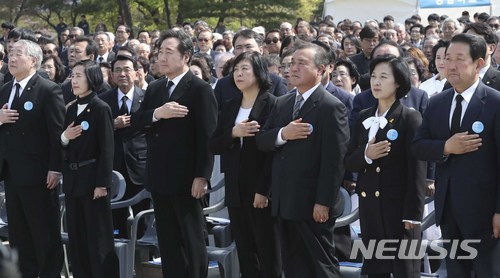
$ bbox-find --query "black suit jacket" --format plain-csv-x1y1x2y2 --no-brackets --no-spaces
345,100,426,222
412,82,500,231
214,73,287,109
256,85,350,220
325,81,353,113
99,86,147,185
481,66,500,92
132,70,218,194
209,92,276,207
350,87,431,180
96,51,116,63
345,100,426,273
62,93,114,196
0,74,65,186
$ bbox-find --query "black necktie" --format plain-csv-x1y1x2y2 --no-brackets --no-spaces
450,94,464,135
163,80,174,103
167,80,174,99
119,96,128,115
11,84,21,110
292,93,304,120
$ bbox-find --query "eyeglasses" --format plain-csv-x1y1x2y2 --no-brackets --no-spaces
265,37,280,44
490,24,500,29
113,67,134,74
197,38,211,42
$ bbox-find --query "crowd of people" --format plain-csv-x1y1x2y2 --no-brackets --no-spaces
0,8,498,278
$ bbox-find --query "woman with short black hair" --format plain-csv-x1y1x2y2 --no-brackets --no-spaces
345,55,426,278
61,60,118,278
210,51,281,277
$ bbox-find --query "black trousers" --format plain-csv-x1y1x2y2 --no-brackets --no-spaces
228,205,282,278
4,178,63,278
152,192,208,278
279,217,340,278
440,195,499,278
65,193,119,278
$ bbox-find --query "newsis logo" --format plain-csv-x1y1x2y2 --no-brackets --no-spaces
350,239,480,260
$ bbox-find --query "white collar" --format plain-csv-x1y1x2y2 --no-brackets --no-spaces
297,82,321,103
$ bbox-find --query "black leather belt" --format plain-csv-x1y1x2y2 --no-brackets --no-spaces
68,159,96,170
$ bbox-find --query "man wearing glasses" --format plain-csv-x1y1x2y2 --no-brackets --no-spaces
196,29,216,61
42,43,59,59
264,29,282,55
113,25,131,53
488,16,500,31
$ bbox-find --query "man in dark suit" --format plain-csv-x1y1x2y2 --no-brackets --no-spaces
61,37,111,104
132,30,217,278
349,26,379,91
465,22,500,92
214,29,287,108
256,42,349,277
413,34,500,277
100,55,148,238
0,40,65,277
94,32,116,63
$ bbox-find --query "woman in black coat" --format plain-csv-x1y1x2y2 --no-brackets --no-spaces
344,55,426,278
61,60,118,278
209,51,281,278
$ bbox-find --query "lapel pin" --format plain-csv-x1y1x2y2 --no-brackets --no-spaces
387,129,398,141
472,121,484,133
24,101,33,111
389,118,394,124
87,109,90,112
81,121,89,131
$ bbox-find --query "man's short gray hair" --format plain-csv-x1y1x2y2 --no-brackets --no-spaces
14,40,42,69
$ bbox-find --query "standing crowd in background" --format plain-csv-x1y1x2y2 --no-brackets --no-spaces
0,8,498,278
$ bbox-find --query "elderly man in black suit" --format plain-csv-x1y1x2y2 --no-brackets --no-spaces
100,55,147,238
0,39,65,277
214,29,287,108
413,33,500,277
257,42,349,277
132,30,217,278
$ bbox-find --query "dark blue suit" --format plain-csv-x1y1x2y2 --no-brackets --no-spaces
412,81,500,277
214,73,287,108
